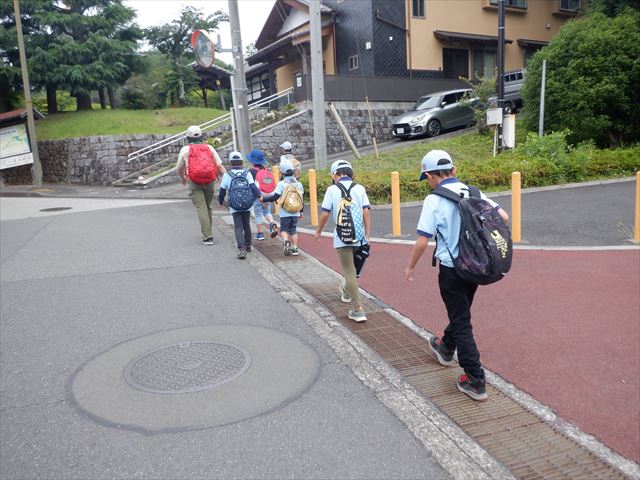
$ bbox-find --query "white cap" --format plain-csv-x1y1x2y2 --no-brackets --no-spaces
419,149,453,180
279,157,294,175
279,141,293,151
229,151,243,162
186,125,202,138
330,159,353,175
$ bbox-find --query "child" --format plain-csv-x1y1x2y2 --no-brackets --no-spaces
247,149,278,240
313,160,371,322
404,149,509,401
279,141,302,179
218,151,261,259
261,158,304,256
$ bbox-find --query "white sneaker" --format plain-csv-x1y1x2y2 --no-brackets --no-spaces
348,309,367,322
340,279,351,303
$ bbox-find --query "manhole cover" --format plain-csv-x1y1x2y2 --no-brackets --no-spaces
124,341,251,394
40,207,72,212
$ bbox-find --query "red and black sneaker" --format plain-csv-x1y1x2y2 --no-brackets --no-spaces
457,373,488,401
429,336,455,366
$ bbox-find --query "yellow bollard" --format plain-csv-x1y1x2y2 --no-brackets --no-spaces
272,165,280,215
391,171,401,237
308,169,318,226
634,171,640,243
511,171,521,243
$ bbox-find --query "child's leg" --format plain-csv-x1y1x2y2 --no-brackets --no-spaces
232,212,244,249
242,210,252,248
253,200,263,233
337,247,361,308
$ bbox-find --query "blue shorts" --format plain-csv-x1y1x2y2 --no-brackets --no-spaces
280,216,299,235
253,199,272,225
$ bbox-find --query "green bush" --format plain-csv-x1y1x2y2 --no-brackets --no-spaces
298,133,640,205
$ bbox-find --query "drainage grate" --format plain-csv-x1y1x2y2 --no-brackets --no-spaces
124,341,251,394
40,207,72,212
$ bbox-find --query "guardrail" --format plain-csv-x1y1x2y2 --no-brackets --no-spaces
122,88,295,182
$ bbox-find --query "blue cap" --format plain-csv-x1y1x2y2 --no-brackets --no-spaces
247,149,266,165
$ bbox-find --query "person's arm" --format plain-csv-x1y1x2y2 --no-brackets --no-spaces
313,211,331,241
497,207,509,223
262,192,281,203
405,234,430,281
218,187,227,205
177,148,188,185
362,206,371,240
250,183,261,198
178,164,187,185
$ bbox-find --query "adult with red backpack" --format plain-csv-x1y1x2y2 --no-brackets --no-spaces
177,125,226,245
404,150,511,402
247,149,278,241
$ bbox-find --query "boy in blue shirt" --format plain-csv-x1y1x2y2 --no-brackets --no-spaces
313,160,371,322
404,149,509,401
218,151,261,259
260,158,304,256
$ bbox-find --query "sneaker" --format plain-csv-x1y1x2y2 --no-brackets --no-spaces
457,373,488,401
429,336,455,367
245,245,252,252
237,249,247,259
283,240,292,256
202,237,214,245
339,279,351,303
290,246,299,256
269,223,278,238
255,232,265,241
348,308,367,322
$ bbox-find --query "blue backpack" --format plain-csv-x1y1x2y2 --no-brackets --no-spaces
228,170,254,211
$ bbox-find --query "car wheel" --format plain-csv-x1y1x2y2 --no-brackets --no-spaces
426,119,441,137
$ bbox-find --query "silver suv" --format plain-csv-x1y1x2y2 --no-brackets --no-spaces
391,88,474,139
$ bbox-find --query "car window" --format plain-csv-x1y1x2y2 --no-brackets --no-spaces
442,93,458,105
412,95,442,111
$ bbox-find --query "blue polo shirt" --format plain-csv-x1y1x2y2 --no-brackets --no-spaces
417,177,499,268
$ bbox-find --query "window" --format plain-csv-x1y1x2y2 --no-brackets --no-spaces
412,0,425,18
560,0,580,11
348,55,358,70
441,93,458,106
472,49,496,79
489,0,527,8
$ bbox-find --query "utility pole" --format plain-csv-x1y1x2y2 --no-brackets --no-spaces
538,59,547,137
13,0,42,186
228,0,252,155
309,0,327,170
496,0,505,152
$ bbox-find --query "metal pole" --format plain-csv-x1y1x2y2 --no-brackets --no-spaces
228,0,252,155
13,0,42,186
309,0,327,170
497,0,505,151
538,59,547,137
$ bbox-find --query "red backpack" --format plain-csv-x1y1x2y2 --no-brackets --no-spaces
187,144,217,184
255,168,276,194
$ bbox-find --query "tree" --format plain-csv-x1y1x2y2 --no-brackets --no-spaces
521,10,640,146
27,1,144,111
146,6,228,105
460,74,496,135
589,0,640,17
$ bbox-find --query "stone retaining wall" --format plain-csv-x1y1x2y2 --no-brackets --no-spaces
1,101,412,185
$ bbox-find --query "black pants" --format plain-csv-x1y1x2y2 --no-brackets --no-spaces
439,265,484,380
232,211,252,249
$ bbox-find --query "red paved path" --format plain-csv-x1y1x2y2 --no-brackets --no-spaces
298,234,640,462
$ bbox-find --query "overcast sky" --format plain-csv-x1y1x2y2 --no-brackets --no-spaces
123,0,276,64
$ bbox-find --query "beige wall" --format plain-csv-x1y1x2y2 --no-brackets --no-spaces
407,0,572,72
274,32,335,92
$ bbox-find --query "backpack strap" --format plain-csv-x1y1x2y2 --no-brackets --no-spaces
336,182,355,200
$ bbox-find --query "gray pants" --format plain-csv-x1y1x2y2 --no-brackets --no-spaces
232,210,252,249
189,181,214,239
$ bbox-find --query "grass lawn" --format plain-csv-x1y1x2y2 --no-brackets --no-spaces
35,107,227,141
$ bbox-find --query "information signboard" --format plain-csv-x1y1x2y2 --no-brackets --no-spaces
0,124,33,170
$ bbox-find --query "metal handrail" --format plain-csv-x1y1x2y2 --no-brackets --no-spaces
126,87,295,165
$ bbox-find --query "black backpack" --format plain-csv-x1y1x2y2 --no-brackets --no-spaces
335,183,358,244
431,185,512,285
